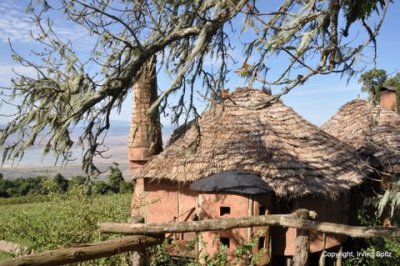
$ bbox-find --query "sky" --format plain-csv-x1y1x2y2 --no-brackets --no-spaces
0,0,399,129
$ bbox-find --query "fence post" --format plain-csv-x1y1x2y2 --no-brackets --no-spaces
128,216,146,266
293,209,316,266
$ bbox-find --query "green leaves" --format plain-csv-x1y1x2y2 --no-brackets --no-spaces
377,182,400,218
1,0,392,174
234,62,254,78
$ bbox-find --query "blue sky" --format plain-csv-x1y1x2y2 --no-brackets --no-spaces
1,0,399,127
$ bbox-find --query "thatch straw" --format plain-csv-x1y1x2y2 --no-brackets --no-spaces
138,89,367,199
322,99,400,174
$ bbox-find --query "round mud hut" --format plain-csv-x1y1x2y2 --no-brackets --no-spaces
322,98,400,176
132,89,367,264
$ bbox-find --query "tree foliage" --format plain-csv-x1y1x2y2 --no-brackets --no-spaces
358,69,400,106
0,164,132,198
358,69,387,104
0,0,392,173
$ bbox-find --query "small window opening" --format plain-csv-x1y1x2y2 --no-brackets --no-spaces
259,205,266,215
220,206,231,216
258,237,266,250
220,237,230,248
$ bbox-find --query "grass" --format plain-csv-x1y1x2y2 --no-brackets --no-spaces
0,251,13,261
0,193,131,224
0,194,52,206
0,192,132,252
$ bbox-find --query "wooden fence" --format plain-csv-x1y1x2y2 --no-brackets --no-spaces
1,209,399,266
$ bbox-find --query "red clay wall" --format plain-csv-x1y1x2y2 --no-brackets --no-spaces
143,180,198,241
252,194,274,264
142,182,275,260
139,180,348,260
199,193,274,262
200,193,249,258
144,179,180,223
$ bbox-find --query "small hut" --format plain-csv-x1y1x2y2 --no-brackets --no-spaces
132,89,367,264
322,96,400,178
322,91,400,228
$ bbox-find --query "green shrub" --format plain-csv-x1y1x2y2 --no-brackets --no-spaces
95,180,111,195
52,173,69,193
0,164,132,199
0,177,14,197
344,207,400,266
107,163,124,193
119,180,134,193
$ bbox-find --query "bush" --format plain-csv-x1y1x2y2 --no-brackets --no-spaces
52,173,69,193
95,180,111,195
69,175,88,188
120,181,134,193
0,176,50,197
108,163,124,193
0,177,14,197
0,164,132,199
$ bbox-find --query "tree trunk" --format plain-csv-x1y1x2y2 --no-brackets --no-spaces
0,235,163,266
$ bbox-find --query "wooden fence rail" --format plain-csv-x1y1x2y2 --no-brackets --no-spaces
100,210,400,238
0,235,163,266
0,240,29,255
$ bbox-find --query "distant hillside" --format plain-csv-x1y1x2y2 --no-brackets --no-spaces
0,120,175,179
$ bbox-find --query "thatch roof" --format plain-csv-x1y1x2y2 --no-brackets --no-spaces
137,89,366,199
322,99,400,173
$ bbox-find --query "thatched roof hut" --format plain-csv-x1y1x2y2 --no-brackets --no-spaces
322,99,400,173
137,89,365,199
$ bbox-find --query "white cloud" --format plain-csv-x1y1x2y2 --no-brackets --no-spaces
0,64,37,86
0,0,94,48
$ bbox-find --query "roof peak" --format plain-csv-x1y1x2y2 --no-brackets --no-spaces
220,87,272,99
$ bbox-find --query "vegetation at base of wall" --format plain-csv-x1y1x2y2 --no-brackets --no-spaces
147,236,263,266
0,190,132,265
0,163,133,199
343,170,400,265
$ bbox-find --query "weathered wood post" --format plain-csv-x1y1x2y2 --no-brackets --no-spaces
128,215,147,266
336,246,343,266
293,209,317,266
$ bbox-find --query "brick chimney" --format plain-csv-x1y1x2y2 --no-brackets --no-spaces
128,56,163,174
129,56,163,218
380,86,398,112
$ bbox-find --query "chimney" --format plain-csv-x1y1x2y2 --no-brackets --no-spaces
128,56,163,174
380,86,398,112
220,89,230,99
